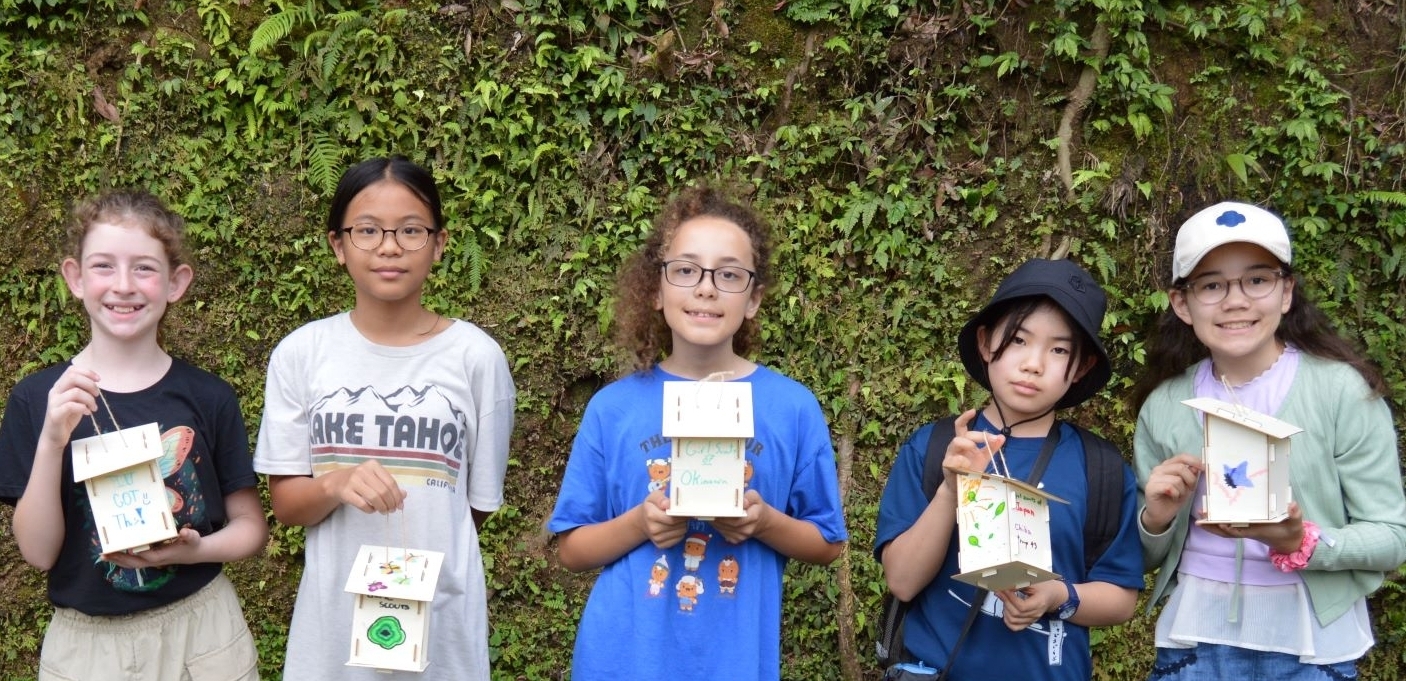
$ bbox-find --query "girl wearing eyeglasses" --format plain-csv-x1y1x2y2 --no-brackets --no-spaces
546,185,847,680
1129,201,1406,680
254,156,516,681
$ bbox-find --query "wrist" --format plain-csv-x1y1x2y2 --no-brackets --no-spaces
1270,520,1320,572
1053,580,1080,620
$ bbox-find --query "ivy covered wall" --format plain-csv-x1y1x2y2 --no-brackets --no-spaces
2,1,1404,679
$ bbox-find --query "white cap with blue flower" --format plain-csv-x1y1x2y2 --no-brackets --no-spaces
1172,201,1292,282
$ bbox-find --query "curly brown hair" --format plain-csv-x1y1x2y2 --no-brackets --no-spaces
614,185,774,373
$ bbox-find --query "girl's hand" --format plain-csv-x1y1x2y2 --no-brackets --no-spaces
1204,501,1305,554
41,365,102,451
940,409,1004,492
1142,453,1202,533
995,581,1061,632
639,490,688,548
712,490,771,544
101,528,203,569
331,460,406,513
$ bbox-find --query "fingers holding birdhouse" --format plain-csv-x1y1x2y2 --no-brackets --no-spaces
639,490,688,548
1141,453,1202,533
40,364,103,449
940,409,1004,490
334,460,407,514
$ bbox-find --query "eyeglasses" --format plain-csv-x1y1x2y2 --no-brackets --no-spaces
337,223,440,251
1179,269,1286,305
661,260,756,293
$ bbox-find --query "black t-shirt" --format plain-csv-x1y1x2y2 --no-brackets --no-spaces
0,358,256,615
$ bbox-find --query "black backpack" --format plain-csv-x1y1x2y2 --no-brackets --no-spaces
874,416,1127,668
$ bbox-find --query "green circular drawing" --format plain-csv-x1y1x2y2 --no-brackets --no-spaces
368,615,408,650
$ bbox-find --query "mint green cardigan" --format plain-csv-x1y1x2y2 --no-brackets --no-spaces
1135,353,1406,627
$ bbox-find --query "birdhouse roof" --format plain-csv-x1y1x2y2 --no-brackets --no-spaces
951,468,1069,505
1181,397,1304,439
661,381,755,438
344,546,446,601
71,422,165,482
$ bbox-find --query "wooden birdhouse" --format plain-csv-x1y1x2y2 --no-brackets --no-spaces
344,545,446,673
952,469,1068,591
70,422,177,555
1183,397,1302,525
661,381,753,519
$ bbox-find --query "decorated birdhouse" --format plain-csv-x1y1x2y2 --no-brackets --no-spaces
70,422,177,555
661,381,753,518
1183,397,1302,525
344,545,446,673
952,469,1068,591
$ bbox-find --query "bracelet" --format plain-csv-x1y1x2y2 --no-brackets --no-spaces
1270,520,1320,572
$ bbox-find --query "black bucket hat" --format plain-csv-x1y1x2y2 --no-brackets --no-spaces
957,258,1111,410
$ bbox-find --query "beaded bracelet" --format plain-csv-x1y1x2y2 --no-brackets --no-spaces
1270,520,1320,572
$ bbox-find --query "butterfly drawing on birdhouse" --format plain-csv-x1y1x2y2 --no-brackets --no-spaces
380,561,402,575
1222,461,1253,489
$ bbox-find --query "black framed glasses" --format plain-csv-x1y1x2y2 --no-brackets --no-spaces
661,260,756,293
1179,269,1286,305
337,223,440,251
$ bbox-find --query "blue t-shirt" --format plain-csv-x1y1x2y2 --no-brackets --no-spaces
548,365,848,680
874,416,1143,681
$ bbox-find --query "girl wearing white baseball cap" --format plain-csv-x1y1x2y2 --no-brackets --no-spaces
1130,201,1406,680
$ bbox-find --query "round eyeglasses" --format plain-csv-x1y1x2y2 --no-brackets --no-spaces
337,223,440,251
1179,269,1286,305
661,260,756,293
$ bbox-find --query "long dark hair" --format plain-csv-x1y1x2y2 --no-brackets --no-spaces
613,185,773,373
1128,265,1385,412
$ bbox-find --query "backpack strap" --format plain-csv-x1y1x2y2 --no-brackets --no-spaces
1072,424,1126,576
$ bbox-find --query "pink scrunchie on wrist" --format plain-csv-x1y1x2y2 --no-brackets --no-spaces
1270,520,1321,572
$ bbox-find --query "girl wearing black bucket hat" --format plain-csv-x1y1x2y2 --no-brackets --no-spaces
875,258,1144,681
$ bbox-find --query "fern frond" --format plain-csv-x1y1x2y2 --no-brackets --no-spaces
1359,190,1406,208
249,2,320,54
306,131,342,195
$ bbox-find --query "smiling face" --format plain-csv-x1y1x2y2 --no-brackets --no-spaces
1170,241,1293,384
977,302,1092,427
329,178,446,309
654,216,762,369
61,220,192,347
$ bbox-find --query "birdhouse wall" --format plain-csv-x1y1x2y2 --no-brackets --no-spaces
1201,421,1292,523
348,594,431,672
666,437,747,518
83,461,177,554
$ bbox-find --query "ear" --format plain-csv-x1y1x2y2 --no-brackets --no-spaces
1169,287,1193,325
1070,354,1097,383
167,264,194,303
60,258,83,298
431,228,447,262
976,325,994,362
328,230,348,265
1280,275,1294,314
743,285,763,319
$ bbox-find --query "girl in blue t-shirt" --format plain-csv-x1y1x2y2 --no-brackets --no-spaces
874,258,1144,681
0,190,268,680
547,185,848,680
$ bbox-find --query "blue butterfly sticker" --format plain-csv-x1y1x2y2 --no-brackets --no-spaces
1222,461,1253,489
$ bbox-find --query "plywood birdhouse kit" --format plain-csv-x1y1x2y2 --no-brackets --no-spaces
344,545,446,673
1183,397,1302,525
953,469,1067,591
661,381,753,518
70,422,177,554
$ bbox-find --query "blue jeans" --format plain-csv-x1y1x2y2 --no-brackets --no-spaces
1148,644,1358,681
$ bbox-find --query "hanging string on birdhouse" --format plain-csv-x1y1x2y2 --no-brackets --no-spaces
1219,374,1249,417
84,389,128,451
